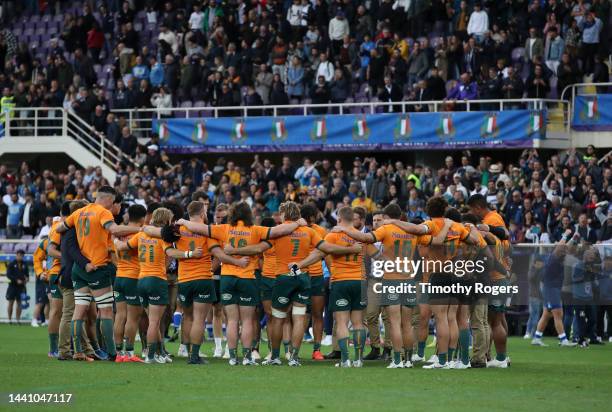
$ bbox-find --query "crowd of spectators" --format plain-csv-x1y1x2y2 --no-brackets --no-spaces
1,146,611,246
0,0,610,136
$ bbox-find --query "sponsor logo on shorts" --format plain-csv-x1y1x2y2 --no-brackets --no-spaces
277,296,289,304
222,293,232,301
179,294,186,301
297,294,309,300
359,301,366,306
388,293,398,301
240,296,252,302
198,294,210,299
336,298,348,307
139,297,144,303
150,295,161,301
125,295,137,300
90,281,100,286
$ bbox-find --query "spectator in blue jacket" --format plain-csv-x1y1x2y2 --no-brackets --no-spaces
149,56,165,88
287,56,305,100
6,192,24,238
544,27,565,75
132,55,150,81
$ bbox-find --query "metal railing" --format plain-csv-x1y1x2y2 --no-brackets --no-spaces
560,82,612,128
1,107,138,170
114,98,570,138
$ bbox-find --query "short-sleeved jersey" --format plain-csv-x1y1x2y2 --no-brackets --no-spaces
47,221,62,275
114,233,140,279
420,218,470,280
127,232,171,280
483,210,506,230
175,225,220,282
460,228,487,260
273,225,323,276
209,221,270,279
65,203,115,267
261,245,278,278
306,224,327,277
489,235,507,281
372,224,432,279
324,232,364,282
483,210,511,265
33,239,48,277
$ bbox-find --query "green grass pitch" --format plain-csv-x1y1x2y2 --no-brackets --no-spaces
1,324,611,411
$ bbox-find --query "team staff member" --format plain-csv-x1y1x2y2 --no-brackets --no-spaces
57,186,141,362
363,212,392,361
175,201,250,365
114,204,148,363
6,249,29,324
175,202,307,365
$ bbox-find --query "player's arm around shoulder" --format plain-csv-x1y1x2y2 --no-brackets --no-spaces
330,225,375,243
318,234,362,256
268,218,308,239
211,246,250,268
224,240,272,256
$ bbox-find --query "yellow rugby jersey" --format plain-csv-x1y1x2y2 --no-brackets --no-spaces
175,225,220,282
65,203,115,267
261,244,278,278
127,232,171,280
209,221,270,279
483,210,511,269
33,239,48,277
47,221,62,275
114,233,140,279
489,235,507,281
272,225,323,276
420,218,470,281
324,232,364,282
306,224,327,277
372,224,431,280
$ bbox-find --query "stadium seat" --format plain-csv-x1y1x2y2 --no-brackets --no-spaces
1,243,14,253
512,47,525,63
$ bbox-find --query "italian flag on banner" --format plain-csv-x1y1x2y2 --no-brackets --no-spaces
441,116,453,135
194,122,206,140
315,119,326,137
531,113,543,132
400,117,410,135
356,118,368,136
274,120,285,138
486,115,497,134
158,122,169,139
587,99,597,118
235,122,246,139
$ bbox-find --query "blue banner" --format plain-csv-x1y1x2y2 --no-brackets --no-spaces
152,110,547,153
572,94,612,131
